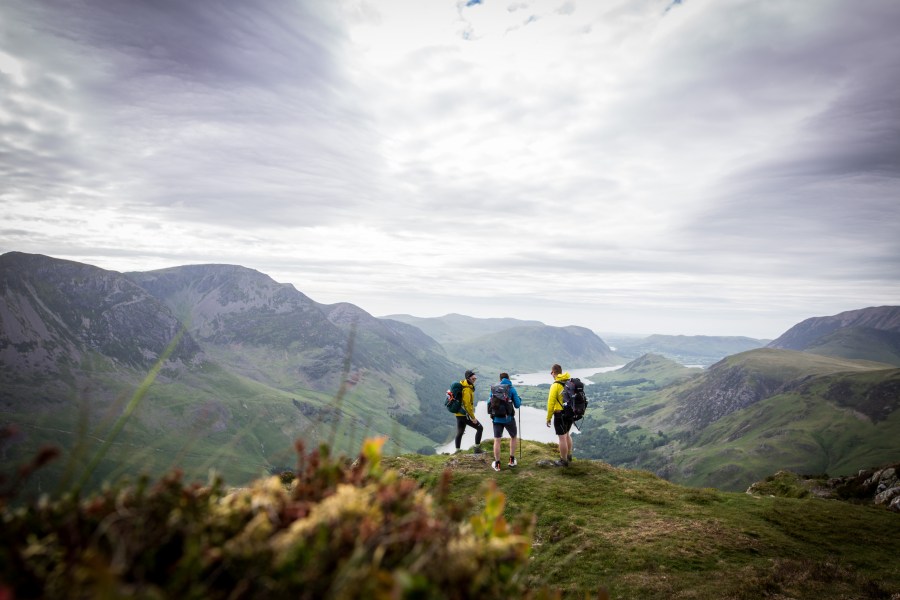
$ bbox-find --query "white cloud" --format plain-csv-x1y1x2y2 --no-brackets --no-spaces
1,0,898,338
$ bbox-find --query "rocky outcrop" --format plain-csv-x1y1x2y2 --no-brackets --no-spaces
672,363,783,428
747,462,900,512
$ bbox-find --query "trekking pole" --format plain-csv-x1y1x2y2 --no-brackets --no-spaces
518,402,522,461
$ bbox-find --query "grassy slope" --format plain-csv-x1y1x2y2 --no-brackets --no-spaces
3,361,434,498
804,326,900,366
386,442,900,599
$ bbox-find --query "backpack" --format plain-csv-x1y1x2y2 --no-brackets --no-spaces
560,377,587,420
488,383,514,419
445,381,463,414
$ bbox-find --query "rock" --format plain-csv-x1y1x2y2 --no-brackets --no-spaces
874,486,900,506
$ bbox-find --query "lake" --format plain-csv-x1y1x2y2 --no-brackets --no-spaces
434,364,624,453
509,364,625,386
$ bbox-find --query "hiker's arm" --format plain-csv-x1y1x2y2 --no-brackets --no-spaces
546,383,558,424
464,388,478,422
512,386,522,408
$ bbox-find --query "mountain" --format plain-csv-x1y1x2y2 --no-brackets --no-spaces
608,334,768,366
768,305,900,365
590,353,703,388
585,347,900,491
442,324,622,373
382,313,544,345
0,252,203,397
130,264,466,445
0,253,463,494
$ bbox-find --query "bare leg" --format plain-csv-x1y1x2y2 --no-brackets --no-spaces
558,435,570,461
493,437,501,463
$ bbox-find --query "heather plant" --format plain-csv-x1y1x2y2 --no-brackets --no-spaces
0,437,536,599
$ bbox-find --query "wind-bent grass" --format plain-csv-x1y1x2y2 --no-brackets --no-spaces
71,327,186,494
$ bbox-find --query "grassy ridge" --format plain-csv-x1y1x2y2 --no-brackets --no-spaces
387,442,900,598
2,361,436,500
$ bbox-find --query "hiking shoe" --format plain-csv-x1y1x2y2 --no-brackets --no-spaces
473,445,484,454
492,461,501,472
552,459,569,467
567,455,573,463
508,457,517,468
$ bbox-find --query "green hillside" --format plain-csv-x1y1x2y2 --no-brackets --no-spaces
589,353,702,387
5,439,899,599
381,313,544,344
574,349,900,492
2,359,436,498
803,326,900,366
443,325,621,373
386,445,900,598
610,334,768,366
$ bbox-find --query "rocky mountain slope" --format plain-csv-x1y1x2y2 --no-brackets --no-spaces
0,253,462,493
593,347,900,490
767,305,900,365
1,252,202,400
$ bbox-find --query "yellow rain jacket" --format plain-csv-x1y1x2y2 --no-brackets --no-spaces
546,372,571,424
455,378,477,420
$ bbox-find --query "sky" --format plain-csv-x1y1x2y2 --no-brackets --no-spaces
1,0,899,339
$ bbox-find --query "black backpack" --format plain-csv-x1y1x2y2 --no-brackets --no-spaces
560,378,587,420
488,383,514,419
445,381,463,414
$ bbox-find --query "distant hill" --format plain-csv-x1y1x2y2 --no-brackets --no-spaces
442,324,622,373
608,334,768,366
0,253,462,495
382,313,544,345
768,305,900,365
587,347,900,491
590,353,703,388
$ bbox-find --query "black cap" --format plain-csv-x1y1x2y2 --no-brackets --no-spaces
464,369,476,379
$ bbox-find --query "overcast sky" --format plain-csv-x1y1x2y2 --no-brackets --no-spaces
2,0,898,339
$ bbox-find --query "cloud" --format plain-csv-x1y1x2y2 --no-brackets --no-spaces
1,0,898,338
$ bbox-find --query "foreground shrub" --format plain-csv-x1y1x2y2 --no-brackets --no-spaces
0,437,535,599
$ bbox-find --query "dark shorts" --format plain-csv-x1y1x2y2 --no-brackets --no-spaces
553,411,573,435
492,419,518,439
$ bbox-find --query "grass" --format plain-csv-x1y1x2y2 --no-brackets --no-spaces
387,441,900,599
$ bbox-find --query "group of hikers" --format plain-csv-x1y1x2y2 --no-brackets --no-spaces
452,364,576,470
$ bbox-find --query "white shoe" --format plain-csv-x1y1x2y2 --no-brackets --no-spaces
508,457,517,468
491,461,501,472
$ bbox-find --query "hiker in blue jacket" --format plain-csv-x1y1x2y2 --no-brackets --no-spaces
489,372,522,472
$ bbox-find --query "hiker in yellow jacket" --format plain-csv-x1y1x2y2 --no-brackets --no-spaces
545,363,573,467
454,369,484,454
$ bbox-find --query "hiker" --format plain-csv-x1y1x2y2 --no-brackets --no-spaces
545,363,573,467
489,372,522,472
454,369,484,454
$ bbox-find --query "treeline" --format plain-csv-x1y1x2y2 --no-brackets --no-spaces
576,424,669,465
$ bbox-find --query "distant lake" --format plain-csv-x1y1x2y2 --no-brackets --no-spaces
509,364,625,386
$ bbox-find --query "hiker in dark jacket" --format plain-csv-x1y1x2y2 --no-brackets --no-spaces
489,372,522,472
